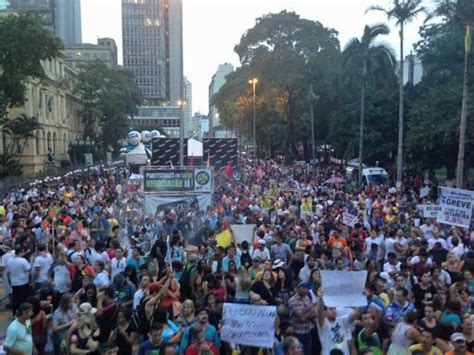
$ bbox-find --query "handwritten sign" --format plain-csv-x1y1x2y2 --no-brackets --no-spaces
221,303,276,349
342,212,357,227
321,271,367,307
230,224,256,245
417,204,442,218
437,187,474,228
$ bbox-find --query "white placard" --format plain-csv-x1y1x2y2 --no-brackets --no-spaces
321,271,368,307
437,187,474,228
420,186,430,198
417,204,442,218
194,168,212,192
342,212,357,227
221,303,277,349
230,224,256,245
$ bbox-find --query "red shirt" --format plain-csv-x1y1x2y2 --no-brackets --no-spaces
186,342,219,355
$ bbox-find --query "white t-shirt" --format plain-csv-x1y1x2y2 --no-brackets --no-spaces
53,264,71,293
4,319,33,355
420,224,435,239
94,271,110,289
317,315,351,355
88,249,107,269
110,257,127,279
133,289,145,311
6,257,31,286
428,237,448,251
33,253,53,283
384,238,396,255
1,250,15,268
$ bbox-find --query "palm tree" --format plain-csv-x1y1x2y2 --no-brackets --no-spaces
430,0,474,187
368,0,426,188
343,24,395,183
5,114,41,160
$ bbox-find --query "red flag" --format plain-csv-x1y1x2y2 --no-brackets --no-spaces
225,161,234,180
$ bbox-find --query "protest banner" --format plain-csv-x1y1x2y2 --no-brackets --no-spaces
221,303,277,349
231,224,255,245
420,186,430,198
216,229,232,248
143,168,212,193
417,204,442,219
321,271,367,307
437,187,474,228
342,212,357,227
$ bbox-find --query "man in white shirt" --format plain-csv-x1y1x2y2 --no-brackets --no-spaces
133,275,150,311
427,230,448,251
52,252,71,295
0,241,15,307
6,246,32,315
4,302,34,355
87,241,109,269
94,260,110,290
110,247,127,279
383,252,401,278
251,239,271,260
316,288,363,355
420,219,436,239
32,244,53,290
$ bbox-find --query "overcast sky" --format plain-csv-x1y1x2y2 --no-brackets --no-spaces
81,0,428,114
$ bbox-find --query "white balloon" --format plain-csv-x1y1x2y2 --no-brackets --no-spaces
141,130,152,143
128,131,141,146
151,130,160,138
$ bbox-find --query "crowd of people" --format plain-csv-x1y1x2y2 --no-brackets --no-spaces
0,158,472,355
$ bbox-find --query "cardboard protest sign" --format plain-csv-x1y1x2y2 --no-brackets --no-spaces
221,303,277,348
230,224,255,245
321,271,367,307
437,187,474,228
342,212,357,227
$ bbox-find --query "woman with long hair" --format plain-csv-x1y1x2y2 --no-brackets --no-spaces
109,307,138,355
52,293,77,354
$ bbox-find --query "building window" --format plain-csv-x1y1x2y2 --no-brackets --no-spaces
53,132,57,154
47,132,51,152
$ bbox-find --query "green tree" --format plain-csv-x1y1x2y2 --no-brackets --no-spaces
75,61,143,155
215,11,340,158
430,0,474,187
0,13,63,113
368,0,426,187
342,24,395,182
406,20,474,178
4,114,41,159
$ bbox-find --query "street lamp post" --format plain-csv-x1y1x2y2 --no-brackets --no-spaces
248,78,258,158
178,100,186,167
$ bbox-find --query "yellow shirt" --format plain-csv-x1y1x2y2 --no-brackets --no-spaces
408,344,443,355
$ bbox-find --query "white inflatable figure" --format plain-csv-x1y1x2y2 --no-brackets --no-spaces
128,131,141,146
141,130,152,143
151,130,160,139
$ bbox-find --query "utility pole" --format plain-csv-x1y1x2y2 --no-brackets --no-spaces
308,84,317,163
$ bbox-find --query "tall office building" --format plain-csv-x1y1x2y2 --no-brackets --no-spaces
55,0,82,44
3,0,82,44
122,0,183,105
184,77,193,137
208,63,234,130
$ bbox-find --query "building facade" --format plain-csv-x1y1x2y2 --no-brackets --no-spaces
403,54,423,85
208,63,234,130
64,38,118,69
122,0,183,105
55,0,82,44
1,58,84,175
3,0,82,44
184,77,193,137
130,105,181,137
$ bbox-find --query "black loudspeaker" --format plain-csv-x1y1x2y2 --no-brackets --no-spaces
203,138,238,169
151,138,187,166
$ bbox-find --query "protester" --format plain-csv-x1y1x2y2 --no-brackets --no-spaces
0,158,471,355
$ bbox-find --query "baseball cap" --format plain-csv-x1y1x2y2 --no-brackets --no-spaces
257,239,266,245
451,332,467,342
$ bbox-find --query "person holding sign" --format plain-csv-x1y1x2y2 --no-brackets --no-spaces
316,288,363,355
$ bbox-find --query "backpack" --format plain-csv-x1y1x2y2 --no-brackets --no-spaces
132,296,158,336
180,263,196,301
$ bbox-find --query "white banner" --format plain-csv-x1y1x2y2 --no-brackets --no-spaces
144,194,212,215
321,271,367,307
342,212,357,227
417,204,442,218
230,224,256,245
437,187,474,228
221,303,276,349
194,168,212,193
